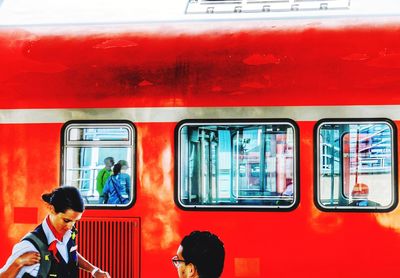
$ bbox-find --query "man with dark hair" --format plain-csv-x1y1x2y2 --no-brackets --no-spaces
172,231,225,278
96,157,114,204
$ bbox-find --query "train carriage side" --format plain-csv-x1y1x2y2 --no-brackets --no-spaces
1,25,400,277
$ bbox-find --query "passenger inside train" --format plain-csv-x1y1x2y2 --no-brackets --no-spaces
96,157,115,204
103,160,131,204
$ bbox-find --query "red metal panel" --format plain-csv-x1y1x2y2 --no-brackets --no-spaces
13,207,38,224
76,217,140,278
0,29,400,109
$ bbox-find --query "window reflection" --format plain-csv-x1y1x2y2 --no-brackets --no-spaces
63,123,135,207
65,147,132,204
68,127,129,141
177,121,298,209
317,121,396,210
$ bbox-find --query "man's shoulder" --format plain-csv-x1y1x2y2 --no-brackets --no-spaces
96,168,107,177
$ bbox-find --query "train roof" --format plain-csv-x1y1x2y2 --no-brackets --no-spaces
0,0,399,33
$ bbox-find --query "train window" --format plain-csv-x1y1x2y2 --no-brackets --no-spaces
315,119,398,211
176,120,299,210
62,121,136,208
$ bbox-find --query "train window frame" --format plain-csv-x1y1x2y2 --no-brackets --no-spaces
175,119,300,211
61,120,136,209
314,118,398,212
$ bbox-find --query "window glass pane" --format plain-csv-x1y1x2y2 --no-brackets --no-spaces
63,122,135,207
68,127,129,141
317,121,396,210
177,121,298,209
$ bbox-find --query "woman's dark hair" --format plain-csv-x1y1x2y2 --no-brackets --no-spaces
113,162,122,176
181,231,225,278
42,186,85,213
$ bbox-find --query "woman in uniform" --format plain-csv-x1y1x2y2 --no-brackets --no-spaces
0,186,110,278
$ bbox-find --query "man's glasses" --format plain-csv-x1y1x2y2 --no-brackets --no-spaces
171,255,186,268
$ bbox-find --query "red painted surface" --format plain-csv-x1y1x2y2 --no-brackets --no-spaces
0,25,400,277
0,124,61,265
0,27,400,109
13,207,38,224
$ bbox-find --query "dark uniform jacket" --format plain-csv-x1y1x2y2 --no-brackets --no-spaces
22,224,79,278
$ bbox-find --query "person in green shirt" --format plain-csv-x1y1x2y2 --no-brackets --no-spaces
96,157,114,204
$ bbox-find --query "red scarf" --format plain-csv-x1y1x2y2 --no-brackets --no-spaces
46,216,63,263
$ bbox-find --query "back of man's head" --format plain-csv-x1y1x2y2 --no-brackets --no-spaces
181,231,225,278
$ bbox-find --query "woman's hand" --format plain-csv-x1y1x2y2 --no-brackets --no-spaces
94,269,111,278
15,252,41,267
0,252,41,278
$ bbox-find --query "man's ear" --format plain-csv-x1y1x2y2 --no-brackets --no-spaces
187,263,198,277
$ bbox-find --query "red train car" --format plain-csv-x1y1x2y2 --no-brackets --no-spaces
1,3,400,277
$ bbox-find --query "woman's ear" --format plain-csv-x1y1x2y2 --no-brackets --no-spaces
48,204,56,215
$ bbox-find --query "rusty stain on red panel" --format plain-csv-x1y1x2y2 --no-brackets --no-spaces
0,28,400,109
14,207,38,224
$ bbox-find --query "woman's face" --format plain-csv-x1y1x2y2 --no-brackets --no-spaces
50,208,83,235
